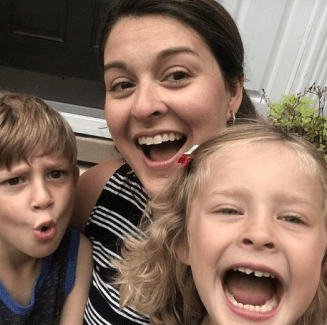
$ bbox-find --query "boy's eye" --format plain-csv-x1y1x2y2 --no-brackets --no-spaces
49,170,65,179
5,177,24,186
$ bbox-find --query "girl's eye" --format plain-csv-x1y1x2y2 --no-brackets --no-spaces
4,177,24,186
166,70,190,82
280,215,304,224
49,170,65,179
217,207,242,215
109,81,134,93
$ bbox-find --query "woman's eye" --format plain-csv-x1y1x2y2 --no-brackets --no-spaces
166,70,190,82
109,81,134,92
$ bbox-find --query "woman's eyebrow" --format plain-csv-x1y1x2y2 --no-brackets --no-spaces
103,60,127,73
158,46,199,60
103,47,199,73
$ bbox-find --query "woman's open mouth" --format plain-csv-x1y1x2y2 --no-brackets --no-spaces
223,266,283,320
137,132,187,162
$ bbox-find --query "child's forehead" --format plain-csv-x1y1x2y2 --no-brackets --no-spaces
192,140,325,209
199,139,322,188
208,139,313,165
1,151,70,171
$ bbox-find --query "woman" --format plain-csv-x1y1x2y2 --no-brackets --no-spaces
71,0,257,324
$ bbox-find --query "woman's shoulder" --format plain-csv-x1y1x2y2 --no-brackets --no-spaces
71,158,125,232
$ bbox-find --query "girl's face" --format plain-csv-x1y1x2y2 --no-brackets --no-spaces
181,142,327,325
103,15,243,195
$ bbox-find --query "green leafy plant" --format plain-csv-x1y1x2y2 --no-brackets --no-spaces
262,83,327,161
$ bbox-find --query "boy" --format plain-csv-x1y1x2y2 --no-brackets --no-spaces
0,92,92,324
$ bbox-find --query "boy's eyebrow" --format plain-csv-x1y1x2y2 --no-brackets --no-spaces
103,46,199,73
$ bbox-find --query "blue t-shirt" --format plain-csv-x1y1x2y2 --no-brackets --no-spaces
0,227,80,325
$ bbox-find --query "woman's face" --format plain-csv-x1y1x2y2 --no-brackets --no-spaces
103,15,243,195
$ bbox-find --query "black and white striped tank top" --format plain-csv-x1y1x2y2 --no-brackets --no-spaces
84,164,150,325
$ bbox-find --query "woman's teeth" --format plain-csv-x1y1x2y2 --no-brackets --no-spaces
138,132,182,146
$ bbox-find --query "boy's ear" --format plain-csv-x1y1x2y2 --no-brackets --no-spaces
73,166,80,186
176,242,191,266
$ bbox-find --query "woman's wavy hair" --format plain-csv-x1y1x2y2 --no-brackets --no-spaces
0,92,77,170
114,121,327,325
99,0,256,119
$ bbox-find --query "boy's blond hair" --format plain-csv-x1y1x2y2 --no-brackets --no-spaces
0,92,77,170
114,121,327,325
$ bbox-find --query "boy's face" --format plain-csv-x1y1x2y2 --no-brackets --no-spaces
0,153,78,261
180,142,327,325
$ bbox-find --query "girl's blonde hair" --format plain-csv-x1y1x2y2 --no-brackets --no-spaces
0,92,77,170
114,121,327,325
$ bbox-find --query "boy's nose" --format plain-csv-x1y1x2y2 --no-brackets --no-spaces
31,182,54,210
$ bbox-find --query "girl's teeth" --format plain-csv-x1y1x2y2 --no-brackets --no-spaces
225,286,278,312
233,267,275,279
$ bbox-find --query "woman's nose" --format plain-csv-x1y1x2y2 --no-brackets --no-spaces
131,81,168,120
31,181,54,210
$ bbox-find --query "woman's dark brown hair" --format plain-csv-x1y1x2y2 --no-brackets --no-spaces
99,0,257,119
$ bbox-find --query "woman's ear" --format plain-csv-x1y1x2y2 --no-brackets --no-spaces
176,242,191,266
226,80,244,117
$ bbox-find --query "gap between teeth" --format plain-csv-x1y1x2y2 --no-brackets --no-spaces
225,286,278,312
138,133,182,146
234,267,275,279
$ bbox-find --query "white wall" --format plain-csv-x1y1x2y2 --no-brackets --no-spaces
222,0,327,107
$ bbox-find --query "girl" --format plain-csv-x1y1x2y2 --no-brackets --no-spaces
72,0,257,323
115,122,327,325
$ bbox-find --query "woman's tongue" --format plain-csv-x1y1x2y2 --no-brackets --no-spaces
146,141,181,161
226,272,275,306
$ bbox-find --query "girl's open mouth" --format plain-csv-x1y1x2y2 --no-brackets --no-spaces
223,266,283,320
137,132,187,162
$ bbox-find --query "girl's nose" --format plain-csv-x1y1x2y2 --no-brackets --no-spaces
131,81,168,121
31,181,54,210
238,217,277,251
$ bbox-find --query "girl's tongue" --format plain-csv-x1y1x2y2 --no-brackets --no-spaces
226,271,275,306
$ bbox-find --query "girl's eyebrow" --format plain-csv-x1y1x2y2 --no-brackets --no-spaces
103,47,199,73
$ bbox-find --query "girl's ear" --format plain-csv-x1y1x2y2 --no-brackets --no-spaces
176,242,191,266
